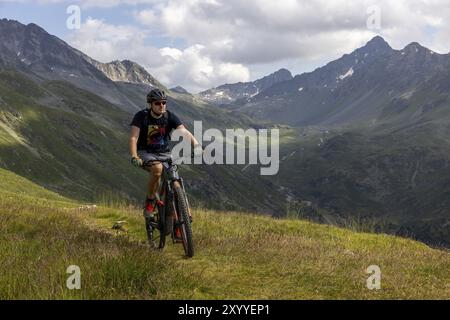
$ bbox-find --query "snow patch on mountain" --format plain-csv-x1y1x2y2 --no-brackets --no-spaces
338,67,354,80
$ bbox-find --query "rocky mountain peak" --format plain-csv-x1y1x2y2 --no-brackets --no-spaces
356,36,392,56
90,59,163,88
403,42,428,54
255,68,293,90
171,86,189,94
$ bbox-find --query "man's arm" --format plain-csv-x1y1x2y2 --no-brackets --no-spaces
129,125,140,158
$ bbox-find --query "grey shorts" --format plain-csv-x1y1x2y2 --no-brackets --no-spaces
138,150,172,168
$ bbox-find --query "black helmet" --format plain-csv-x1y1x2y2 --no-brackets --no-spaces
147,88,167,103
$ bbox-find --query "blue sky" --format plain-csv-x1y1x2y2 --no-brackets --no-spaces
1,2,168,44
1,2,71,38
1,0,449,93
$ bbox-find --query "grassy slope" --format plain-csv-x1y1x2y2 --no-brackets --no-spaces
1,168,448,299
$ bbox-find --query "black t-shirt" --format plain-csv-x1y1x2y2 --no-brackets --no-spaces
130,109,182,152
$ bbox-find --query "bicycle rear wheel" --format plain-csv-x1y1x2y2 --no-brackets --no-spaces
173,184,194,257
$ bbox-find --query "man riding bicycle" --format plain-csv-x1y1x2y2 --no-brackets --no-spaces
129,88,201,220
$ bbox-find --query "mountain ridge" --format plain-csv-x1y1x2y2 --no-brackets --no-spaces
235,36,450,127
0,18,142,111
199,68,293,105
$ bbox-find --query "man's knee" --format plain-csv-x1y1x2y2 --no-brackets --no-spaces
150,162,163,177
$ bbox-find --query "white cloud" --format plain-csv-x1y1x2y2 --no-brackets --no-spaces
67,18,250,92
67,17,162,63
77,0,164,9
160,47,183,60
134,0,450,63
155,45,250,92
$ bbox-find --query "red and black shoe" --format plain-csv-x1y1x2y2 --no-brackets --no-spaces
143,197,157,220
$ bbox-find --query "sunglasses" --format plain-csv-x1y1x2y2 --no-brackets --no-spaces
153,101,167,106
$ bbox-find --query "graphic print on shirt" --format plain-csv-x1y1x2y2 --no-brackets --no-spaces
147,125,166,147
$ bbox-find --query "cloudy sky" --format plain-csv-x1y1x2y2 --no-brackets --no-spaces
1,0,450,92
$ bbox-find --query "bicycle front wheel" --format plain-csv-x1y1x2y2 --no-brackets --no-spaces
173,184,194,258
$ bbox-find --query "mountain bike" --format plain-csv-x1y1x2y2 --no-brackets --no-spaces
143,155,194,258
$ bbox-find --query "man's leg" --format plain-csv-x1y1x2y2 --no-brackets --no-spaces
147,162,163,199
143,162,163,218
